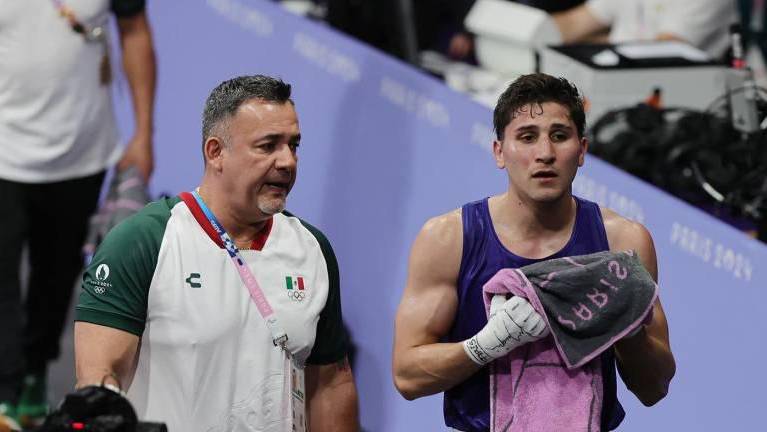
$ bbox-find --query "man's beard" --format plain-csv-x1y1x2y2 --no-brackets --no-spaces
257,195,286,215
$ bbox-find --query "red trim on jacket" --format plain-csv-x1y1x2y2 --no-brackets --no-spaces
179,192,272,251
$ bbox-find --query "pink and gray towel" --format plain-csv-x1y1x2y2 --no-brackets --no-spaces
83,166,150,262
482,250,657,432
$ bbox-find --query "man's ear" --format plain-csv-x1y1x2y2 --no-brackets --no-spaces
578,136,588,167
493,139,505,169
204,136,226,171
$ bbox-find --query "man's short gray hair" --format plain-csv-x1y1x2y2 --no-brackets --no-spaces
201,75,293,155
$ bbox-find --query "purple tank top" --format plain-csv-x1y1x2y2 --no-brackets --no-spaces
444,196,625,432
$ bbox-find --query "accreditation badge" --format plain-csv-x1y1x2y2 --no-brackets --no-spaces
284,351,306,432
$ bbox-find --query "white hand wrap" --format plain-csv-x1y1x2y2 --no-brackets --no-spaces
463,295,549,366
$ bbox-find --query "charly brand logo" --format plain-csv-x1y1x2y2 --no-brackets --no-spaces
285,276,307,302
89,263,112,294
185,273,202,288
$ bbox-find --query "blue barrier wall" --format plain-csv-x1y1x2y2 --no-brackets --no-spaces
111,1,767,430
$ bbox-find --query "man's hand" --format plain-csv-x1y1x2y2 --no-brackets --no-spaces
117,134,153,182
463,295,548,366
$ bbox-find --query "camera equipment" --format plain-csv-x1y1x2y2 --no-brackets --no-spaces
34,386,166,432
589,83,767,236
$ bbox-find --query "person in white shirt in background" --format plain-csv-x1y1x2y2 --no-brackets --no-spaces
553,0,738,59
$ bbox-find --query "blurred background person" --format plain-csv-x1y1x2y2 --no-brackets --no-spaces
0,0,156,427
413,0,585,62
553,0,739,59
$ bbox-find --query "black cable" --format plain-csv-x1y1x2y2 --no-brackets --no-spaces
589,96,767,230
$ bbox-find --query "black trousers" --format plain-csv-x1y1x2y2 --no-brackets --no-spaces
0,171,104,402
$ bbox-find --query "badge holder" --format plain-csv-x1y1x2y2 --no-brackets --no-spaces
286,352,306,432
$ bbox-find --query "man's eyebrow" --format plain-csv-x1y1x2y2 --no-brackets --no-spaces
513,125,540,133
255,132,301,142
549,123,574,131
512,123,574,135
255,133,281,142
